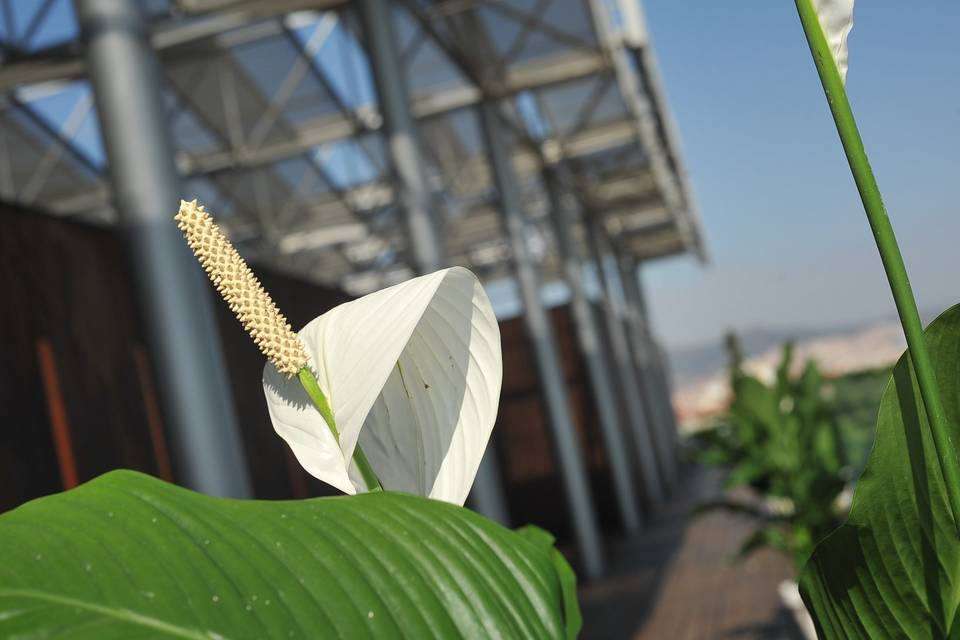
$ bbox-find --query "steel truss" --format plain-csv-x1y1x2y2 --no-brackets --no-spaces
0,0,703,294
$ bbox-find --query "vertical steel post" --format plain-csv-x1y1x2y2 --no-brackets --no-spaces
620,257,681,469
585,216,667,501
359,0,510,525
479,102,605,577
358,0,441,272
608,247,677,489
544,172,641,534
75,0,251,497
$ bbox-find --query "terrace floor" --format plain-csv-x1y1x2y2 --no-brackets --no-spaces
579,465,803,639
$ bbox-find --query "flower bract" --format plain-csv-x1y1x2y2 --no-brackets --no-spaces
263,267,502,504
813,0,854,83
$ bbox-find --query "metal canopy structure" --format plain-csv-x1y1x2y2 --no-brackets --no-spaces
0,0,704,296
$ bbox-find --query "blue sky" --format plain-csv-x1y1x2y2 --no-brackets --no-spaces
640,2,960,347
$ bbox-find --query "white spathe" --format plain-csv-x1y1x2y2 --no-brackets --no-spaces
813,0,854,83
262,267,502,505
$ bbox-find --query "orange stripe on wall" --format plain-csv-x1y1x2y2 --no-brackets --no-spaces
133,346,175,482
35,338,79,490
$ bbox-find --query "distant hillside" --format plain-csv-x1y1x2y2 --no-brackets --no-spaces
667,306,947,428
666,307,943,389
668,326,836,389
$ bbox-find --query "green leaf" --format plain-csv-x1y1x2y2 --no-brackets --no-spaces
515,526,582,640
726,459,769,489
0,470,576,639
800,304,960,639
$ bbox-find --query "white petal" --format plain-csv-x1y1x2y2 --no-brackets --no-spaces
358,269,502,504
263,267,502,504
263,363,355,495
813,0,854,83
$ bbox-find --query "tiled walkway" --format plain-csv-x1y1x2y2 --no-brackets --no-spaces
579,466,802,639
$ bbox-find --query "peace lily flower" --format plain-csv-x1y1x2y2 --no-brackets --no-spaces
176,200,502,506
263,267,501,503
812,0,854,83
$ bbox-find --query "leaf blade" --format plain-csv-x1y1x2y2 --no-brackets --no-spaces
801,304,960,638
0,471,573,639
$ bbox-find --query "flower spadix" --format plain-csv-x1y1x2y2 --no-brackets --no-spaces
263,267,502,505
175,199,307,376
812,0,854,83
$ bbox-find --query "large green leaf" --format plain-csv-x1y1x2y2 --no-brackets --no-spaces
800,304,960,639
0,471,579,639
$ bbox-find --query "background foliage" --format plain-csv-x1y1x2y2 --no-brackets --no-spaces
691,338,869,570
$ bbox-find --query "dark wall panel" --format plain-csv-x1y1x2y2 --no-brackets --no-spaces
494,306,621,540
0,206,347,509
1,209,155,509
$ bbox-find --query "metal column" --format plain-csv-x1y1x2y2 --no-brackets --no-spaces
619,257,681,471
358,0,441,272
359,0,510,526
585,216,667,502
603,243,677,490
544,172,641,534
479,102,604,578
75,0,251,497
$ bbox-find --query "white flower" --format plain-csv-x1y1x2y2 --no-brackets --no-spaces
813,0,854,83
262,267,502,505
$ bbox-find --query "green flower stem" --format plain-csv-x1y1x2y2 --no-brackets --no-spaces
350,446,382,494
794,0,960,528
297,368,383,492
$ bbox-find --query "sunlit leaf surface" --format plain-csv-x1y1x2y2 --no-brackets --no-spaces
801,305,960,638
0,471,578,639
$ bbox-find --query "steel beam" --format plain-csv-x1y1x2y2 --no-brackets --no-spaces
585,215,666,503
53,116,657,224
618,255,681,475
616,0,706,260
585,0,705,265
545,171,641,534
604,243,676,490
0,0,349,90
75,0,252,497
177,56,615,177
359,0,510,526
17,90,94,202
586,0,684,236
480,101,605,578
359,0,441,273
